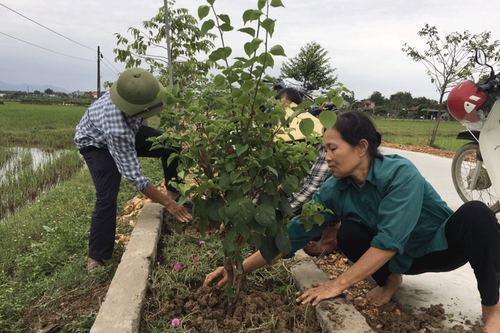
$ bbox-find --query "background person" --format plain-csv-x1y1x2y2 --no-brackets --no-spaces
205,111,500,332
74,68,192,272
275,87,339,255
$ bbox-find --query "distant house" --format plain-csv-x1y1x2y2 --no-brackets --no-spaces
363,100,375,109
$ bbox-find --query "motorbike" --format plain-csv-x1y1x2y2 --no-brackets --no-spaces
449,49,500,213
264,78,338,116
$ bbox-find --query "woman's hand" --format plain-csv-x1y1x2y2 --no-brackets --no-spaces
203,267,226,287
295,280,343,306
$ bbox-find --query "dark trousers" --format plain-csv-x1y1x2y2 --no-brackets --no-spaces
337,201,500,306
81,125,180,261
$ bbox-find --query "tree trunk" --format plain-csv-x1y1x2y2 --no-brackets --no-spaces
429,96,444,146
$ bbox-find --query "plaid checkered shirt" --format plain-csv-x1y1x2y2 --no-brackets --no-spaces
289,143,332,213
74,92,149,191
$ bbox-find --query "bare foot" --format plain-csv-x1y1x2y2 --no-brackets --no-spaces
367,273,402,307
483,303,500,333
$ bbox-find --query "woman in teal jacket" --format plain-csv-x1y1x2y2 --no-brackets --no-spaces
206,111,500,331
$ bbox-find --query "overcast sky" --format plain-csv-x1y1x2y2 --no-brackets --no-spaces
1,0,500,100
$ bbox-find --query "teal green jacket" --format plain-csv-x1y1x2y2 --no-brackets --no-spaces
285,154,454,274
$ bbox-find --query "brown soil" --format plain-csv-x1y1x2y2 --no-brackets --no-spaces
149,285,321,332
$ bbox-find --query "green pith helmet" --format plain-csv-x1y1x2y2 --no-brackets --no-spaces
110,68,165,118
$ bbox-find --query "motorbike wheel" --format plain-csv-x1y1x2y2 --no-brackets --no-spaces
451,142,500,213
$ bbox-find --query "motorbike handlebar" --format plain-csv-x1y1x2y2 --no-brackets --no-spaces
478,81,496,92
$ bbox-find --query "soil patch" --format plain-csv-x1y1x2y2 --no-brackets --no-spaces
148,285,320,332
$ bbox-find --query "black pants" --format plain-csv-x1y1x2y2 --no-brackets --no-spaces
337,201,500,306
81,125,180,261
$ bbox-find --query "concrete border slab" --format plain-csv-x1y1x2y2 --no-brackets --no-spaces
90,203,164,333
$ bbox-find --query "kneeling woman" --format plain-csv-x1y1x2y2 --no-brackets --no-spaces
205,111,500,332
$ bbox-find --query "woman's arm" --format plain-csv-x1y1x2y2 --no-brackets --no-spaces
296,246,396,306
204,250,285,286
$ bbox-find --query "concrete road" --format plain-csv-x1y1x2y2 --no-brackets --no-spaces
380,147,500,331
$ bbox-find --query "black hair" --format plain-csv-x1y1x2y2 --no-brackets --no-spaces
275,88,303,105
333,111,383,160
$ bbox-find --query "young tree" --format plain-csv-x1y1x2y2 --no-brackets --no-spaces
153,0,340,314
280,41,337,91
402,23,500,145
113,0,217,87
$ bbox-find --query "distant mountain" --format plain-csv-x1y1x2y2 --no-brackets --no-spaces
0,81,70,93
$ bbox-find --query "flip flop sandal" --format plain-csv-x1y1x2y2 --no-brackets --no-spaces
87,260,106,273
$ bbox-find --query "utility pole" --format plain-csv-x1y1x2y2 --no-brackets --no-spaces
163,0,173,89
97,46,101,98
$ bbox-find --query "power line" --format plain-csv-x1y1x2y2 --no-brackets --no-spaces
0,2,95,52
0,31,94,62
101,54,120,75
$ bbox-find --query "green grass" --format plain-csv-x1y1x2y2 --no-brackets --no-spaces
0,101,87,149
373,118,467,151
0,157,161,332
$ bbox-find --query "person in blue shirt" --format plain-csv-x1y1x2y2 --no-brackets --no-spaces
75,68,192,272
205,111,500,331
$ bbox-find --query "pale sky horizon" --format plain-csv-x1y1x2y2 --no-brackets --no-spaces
1,0,500,100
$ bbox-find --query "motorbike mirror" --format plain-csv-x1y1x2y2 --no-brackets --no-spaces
475,49,487,65
475,49,495,77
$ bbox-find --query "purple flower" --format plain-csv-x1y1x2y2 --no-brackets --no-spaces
172,318,180,326
199,241,205,245
194,256,199,262
174,263,181,270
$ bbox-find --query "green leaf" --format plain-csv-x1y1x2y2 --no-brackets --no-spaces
225,159,236,172
220,23,233,32
265,165,278,177
270,45,286,56
299,118,314,138
261,18,275,36
313,213,325,225
226,197,255,225
250,9,263,21
213,74,226,87
235,144,249,156
171,83,180,96
218,14,230,24
279,195,294,216
260,235,281,263
260,147,273,160
201,19,215,35
206,196,225,222
258,0,266,10
270,0,285,7
319,111,337,129
238,27,255,37
198,5,210,20
224,286,236,298
254,204,276,230
276,229,292,255
240,80,255,93
331,96,344,108
207,0,215,4
166,152,179,167
242,9,253,24
230,169,243,183
209,48,225,62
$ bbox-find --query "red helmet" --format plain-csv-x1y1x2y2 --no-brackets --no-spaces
448,81,487,124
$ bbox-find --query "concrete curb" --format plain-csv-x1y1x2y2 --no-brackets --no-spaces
90,203,165,333
291,250,373,332
90,203,371,332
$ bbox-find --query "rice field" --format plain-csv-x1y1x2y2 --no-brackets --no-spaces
0,101,86,220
